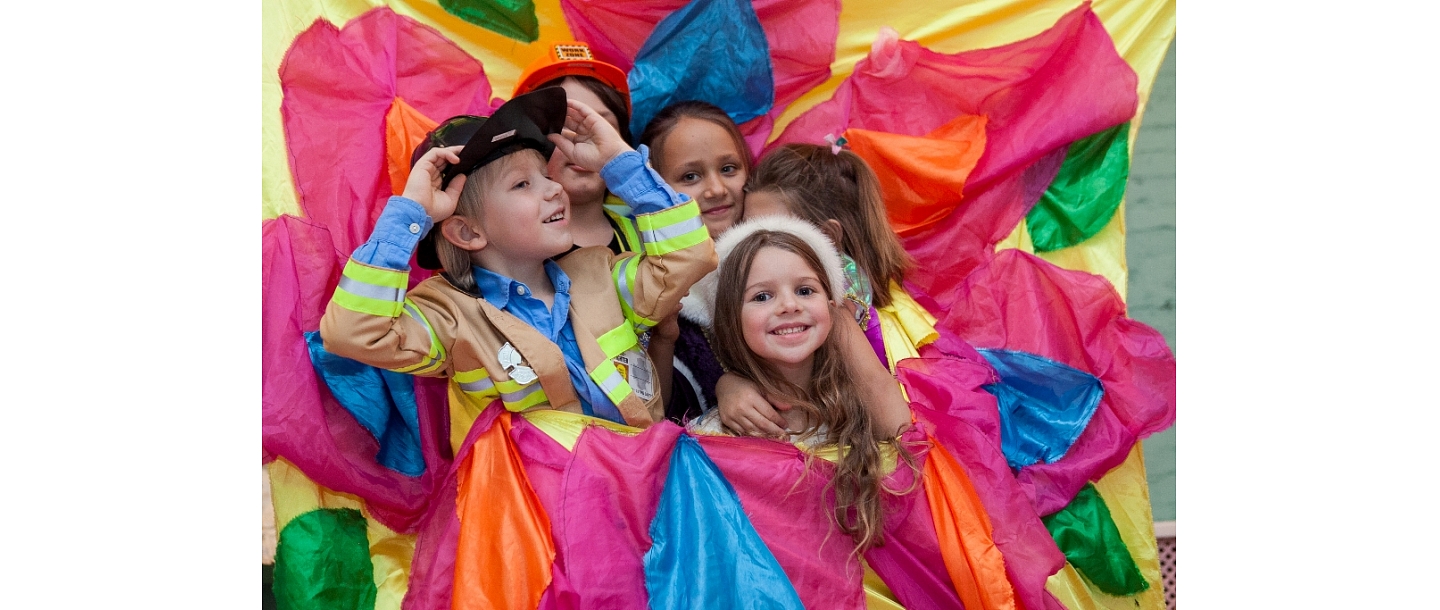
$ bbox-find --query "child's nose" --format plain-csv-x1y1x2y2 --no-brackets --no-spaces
702,174,725,199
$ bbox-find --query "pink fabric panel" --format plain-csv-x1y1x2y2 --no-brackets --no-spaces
261,215,451,532
902,356,1067,610
279,7,495,256
697,436,867,610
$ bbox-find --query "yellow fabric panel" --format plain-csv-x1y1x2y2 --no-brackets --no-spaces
520,408,642,451
261,0,575,220
995,218,1036,255
449,383,488,455
876,283,939,372
366,511,414,610
266,457,417,610
1044,442,1166,610
1036,201,1129,303
267,456,367,528
863,560,907,609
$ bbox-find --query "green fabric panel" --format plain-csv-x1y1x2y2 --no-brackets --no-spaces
273,508,377,610
1041,483,1149,596
1027,122,1131,252
439,0,539,43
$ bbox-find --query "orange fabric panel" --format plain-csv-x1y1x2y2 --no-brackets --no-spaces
922,440,1020,610
452,412,555,610
386,98,440,197
843,113,987,236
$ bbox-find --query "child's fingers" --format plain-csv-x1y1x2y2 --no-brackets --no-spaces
443,173,467,199
746,412,787,438
438,145,463,165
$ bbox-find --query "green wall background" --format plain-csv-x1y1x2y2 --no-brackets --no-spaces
1127,40,1176,523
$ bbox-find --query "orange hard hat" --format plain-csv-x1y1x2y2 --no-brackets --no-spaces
513,41,631,111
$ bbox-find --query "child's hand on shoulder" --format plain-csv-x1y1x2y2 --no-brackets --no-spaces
548,99,634,173
717,373,790,439
403,145,467,222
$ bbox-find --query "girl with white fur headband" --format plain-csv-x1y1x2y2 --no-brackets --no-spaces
686,215,916,552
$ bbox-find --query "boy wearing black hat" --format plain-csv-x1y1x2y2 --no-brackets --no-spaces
321,89,715,430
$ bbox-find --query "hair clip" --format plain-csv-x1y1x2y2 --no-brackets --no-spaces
823,133,848,155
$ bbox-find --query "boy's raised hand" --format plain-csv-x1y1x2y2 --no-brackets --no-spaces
402,145,468,221
548,99,633,172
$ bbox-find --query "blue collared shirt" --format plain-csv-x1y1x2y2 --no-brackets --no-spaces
470,262,622,422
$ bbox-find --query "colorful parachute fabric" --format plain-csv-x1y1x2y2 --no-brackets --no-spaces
260,0,1176,609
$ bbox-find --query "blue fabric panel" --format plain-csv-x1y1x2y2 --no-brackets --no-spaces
628,0,774,137
643,435,803,610
305,331,425,476
977,348,1104,470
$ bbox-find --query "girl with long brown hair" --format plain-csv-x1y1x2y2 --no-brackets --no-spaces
719,143,957,437
687,215,915,552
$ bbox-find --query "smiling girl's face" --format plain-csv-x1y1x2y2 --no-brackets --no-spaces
739,246,834,387
654,117,747,237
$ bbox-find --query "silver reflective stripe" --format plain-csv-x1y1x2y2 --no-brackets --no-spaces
458,377,495,393
640,216,705,244
616,256,636,309
597,369,625,396
500,382,544,403
338,275,403,303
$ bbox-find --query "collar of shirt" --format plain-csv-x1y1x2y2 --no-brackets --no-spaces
472,261,571,308
471,261,573,339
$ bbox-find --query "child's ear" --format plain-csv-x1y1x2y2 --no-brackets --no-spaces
440,216,487,252
821,219,844,247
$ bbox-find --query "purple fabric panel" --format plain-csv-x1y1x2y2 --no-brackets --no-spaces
864,306,887,365
543,422,684,608
862,428,966,608
400,404,503,610
697,436,867,610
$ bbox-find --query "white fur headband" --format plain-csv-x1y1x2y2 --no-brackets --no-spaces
679,214,846,329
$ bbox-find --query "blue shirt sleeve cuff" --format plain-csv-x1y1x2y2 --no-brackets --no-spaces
600,145,691,215
351,196,435,270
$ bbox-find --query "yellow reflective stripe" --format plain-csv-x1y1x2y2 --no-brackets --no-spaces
402,300,446,362
332,288,405,317
639,215,705,245
604,206,642,253
410,358,446,375
453,368,490,384
597,324,639,359
343,259,408,289
589,360,633,406
635,201,700,231
391,355,439,374
641,224,709,257
501,383,548,411
611,255,660,329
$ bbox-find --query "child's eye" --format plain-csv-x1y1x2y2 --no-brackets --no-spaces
514,180,530,190
749,291,771,303
721,164,738,175
797,286,816,297
681,172,700,182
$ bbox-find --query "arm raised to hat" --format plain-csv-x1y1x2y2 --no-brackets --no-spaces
401,145,468,222
548,100,633,172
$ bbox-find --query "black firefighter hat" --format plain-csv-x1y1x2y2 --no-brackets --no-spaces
410,88,568,269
